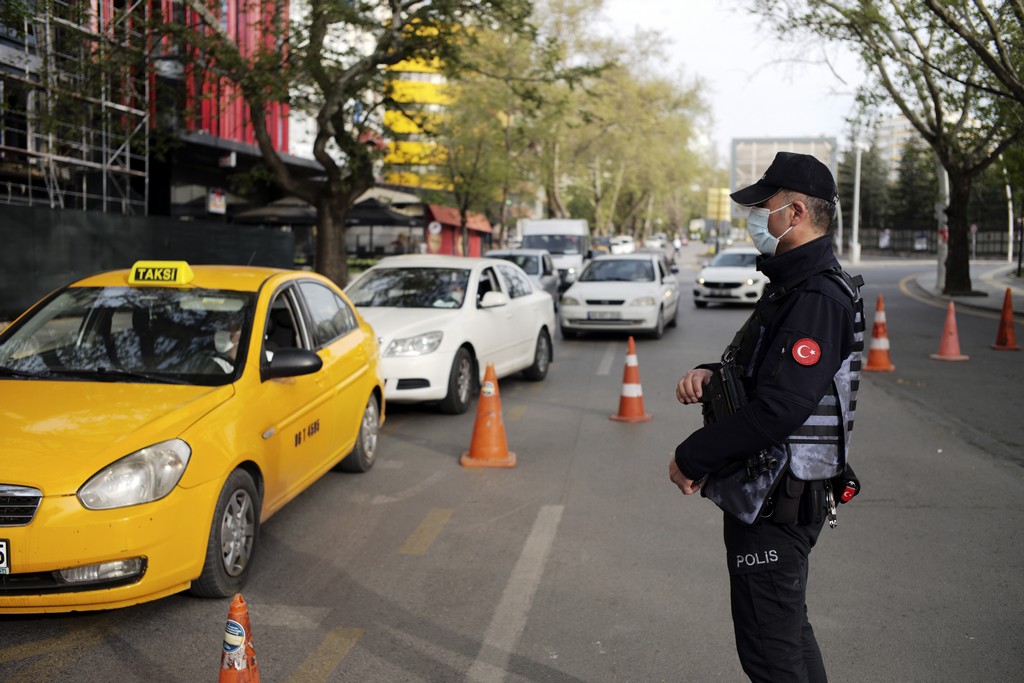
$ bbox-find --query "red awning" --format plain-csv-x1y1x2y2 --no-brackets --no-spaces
427,204,492,233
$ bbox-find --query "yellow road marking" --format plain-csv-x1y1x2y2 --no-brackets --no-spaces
286,627,364,683
0,628,105,664
505,405,527,422
399,507,454,555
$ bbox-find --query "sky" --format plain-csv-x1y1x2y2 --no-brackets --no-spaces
598,0,865,162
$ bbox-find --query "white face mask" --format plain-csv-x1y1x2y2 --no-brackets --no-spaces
215,330,237,354
746,203,794,255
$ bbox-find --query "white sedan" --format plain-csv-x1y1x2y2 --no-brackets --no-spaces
345,255,556,414
693,246,766,308
559,254,680,339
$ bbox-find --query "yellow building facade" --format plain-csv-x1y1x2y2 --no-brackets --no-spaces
384,58,452,191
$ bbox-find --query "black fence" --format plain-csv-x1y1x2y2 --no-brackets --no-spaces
844,227,1020,258
0,205,293,320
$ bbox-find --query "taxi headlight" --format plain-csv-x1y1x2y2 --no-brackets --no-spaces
561,295,581,306
385,331,443,357
628,296,657,307
746,278,756,286
78,439,191,510
697,277,706,285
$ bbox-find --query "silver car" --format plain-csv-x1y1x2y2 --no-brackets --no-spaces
484,248,561,310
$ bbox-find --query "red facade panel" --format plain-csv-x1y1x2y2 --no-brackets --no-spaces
156,0,289,153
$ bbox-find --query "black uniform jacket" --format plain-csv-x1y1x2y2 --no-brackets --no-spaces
675,235,857,481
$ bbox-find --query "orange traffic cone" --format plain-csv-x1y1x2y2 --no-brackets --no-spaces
992,288,1020,351
863,294,895,372
220,593,260,682
610,336,652,422
460,363,517,468
930,301,969,361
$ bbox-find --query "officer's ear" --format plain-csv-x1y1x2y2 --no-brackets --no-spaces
790,199,808,226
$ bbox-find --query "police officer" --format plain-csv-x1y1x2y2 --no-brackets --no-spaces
669,152,864,682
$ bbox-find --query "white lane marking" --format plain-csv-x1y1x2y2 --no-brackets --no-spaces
466,504,564,683
596,342,617,376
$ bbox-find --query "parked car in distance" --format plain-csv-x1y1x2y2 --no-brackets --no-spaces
693,246,765,308
643,232,668,250
0,260,384,613
484,248,560,310
559,253,680,339
345,255,556,414
609,235,636,254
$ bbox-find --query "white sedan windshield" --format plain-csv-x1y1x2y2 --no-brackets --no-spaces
346,268,471,308
580,260,654,282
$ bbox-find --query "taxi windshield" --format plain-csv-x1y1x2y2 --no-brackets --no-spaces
0,286,254,385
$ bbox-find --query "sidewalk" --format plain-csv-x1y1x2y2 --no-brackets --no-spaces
869,256,1024,319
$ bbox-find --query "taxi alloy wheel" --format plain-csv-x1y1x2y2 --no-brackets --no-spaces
523,330,551,381
191,468,261,598
338,394,380,473
440,347,474,414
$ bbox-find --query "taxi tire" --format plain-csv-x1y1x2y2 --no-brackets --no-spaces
650,306,665,339
440,347,474,414
667,300,678,328
522,329,551,381
191,468,261,598
338,394,380,473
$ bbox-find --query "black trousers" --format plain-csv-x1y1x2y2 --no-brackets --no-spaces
723,511,827,683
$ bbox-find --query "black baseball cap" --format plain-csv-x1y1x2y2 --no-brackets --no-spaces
730,152,838,207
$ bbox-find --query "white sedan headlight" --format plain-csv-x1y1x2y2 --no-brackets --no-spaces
78,439,191,510
561,295,581,306
385,331,443,357
628,296,657,307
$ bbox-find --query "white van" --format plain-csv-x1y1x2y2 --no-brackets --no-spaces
519,219,592,289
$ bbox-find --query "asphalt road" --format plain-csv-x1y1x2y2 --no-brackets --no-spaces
1,251,1022,682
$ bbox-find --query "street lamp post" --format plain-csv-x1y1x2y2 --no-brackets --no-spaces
850,143,863,264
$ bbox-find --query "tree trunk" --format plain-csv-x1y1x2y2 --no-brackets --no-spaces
943,170,974,295
546,140,568,218
316,198,349,288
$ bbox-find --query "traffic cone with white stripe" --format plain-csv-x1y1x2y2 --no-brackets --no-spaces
610,336,652,422
863,294,895,372
461,363,517,468
220,593,260,682
930,300,969,361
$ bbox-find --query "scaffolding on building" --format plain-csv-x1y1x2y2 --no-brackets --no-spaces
0,0,149,214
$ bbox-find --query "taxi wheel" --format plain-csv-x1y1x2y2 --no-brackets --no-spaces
338,394,380,473
440,347,474,414
667,301,678,328
522,330,551,381
191,469,261,598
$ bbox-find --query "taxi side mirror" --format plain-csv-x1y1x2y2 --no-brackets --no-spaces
262,348,323,381
479,291,509,308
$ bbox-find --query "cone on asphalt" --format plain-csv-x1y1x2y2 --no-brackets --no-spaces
460,363,517,468
610,336,652,423
992,287,1020,351
220,593,260,682
930,301,969,361
863,294,895,372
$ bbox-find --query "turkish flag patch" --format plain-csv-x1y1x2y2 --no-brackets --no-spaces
792,338,821,366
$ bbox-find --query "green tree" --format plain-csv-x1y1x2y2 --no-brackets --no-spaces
750,0,1024,294
888,136,939,235
172,0,532,286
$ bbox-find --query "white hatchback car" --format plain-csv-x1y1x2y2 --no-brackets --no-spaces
345,255,556,414
559,254,680,339
693,246,765,307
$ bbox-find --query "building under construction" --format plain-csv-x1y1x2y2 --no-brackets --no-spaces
0,0,149,214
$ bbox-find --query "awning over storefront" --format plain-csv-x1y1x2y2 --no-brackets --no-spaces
427,204,492,232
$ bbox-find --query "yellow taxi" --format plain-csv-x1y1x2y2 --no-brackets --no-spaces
0,261,384,613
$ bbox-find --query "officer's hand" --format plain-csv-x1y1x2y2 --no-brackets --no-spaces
676,368,713,404
669,458,701,495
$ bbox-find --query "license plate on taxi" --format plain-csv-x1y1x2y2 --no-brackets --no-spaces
588,311,620,320
0,539,9,574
